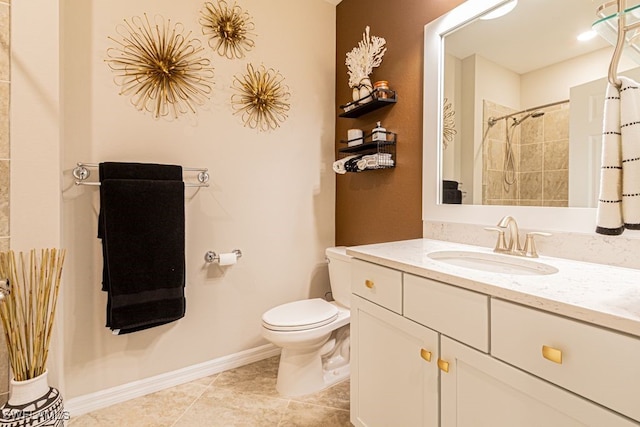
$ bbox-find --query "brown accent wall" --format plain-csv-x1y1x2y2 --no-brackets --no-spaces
335,0,465,246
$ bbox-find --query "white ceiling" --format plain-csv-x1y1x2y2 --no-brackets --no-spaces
445,0,613,74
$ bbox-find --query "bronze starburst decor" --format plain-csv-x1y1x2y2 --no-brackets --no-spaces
200,1,256,59
231,63,291,131
106,14,215,119
442,97,457,149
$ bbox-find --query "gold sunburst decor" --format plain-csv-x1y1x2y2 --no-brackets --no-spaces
105,14,215,119
231,63,291,131
443,97,457,149
200,1,256,59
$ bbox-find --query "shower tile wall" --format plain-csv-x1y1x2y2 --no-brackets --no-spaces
0,0,10,406
483,100,569,206
483,100,518,205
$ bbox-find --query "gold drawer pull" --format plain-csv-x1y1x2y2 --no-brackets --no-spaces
365,279,374,289
542,345,563,364
437,358,450,373
420,348,432,362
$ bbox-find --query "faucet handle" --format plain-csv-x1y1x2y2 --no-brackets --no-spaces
523,232,551,258
484,227,508,252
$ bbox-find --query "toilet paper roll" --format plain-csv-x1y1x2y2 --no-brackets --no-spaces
218,252,237,266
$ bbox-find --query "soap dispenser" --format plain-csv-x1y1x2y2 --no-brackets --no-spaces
372,121,386,142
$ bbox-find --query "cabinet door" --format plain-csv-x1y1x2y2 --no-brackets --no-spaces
351,295,439,427
492,298,640,422
440,336,638,427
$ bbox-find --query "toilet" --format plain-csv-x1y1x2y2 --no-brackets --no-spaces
261,247,351,397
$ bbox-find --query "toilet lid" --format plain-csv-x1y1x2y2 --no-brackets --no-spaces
262,298,339,331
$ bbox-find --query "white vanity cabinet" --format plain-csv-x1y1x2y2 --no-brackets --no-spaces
351,295,439,427
350,256,640,427
403,274,489,352
351,259,403,314
491,299,640,423
439,336,636,427
350,260,439,427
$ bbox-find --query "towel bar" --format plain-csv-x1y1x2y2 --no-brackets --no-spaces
72,162,210,187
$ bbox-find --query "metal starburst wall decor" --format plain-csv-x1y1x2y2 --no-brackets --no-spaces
105,14,215,119
443,97,457,149
200,1,256,59
231,63,291,131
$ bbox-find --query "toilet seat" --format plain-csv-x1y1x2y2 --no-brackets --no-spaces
262,298,339,331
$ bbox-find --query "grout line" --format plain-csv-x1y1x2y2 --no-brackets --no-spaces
169,376,218,427
288,398,350,412
275,399,292,427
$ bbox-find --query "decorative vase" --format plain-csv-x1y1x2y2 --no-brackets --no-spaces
352,87,360,104
358,77,373,104
0,371,66,427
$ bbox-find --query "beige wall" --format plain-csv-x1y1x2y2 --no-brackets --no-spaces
12,0,65,391
14,0,336,399
335,0,465,246
0,0,9,405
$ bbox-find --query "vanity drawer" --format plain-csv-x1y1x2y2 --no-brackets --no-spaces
403,274,489,352
491,299,640,422
351,259,402,314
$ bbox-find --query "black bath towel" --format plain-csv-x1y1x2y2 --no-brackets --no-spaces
98,162,182,238
98,162,183,290
99,166,186,334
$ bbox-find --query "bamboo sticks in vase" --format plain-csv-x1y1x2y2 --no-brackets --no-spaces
0,249,66,382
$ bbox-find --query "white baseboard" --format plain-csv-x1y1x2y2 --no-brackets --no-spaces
65,343,280,417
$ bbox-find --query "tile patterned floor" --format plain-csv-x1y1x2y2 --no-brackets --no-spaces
68,356,351,427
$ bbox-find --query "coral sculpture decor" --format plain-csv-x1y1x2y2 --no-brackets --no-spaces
345,26,387,102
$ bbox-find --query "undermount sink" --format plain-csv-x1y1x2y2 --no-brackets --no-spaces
427,250,559,276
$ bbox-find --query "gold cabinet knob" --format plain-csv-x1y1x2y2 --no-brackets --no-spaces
542,345,563,364
420,348,432,362
365,279,374,289
437,358,450,373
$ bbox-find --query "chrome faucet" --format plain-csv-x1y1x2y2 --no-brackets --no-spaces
485,216,551,258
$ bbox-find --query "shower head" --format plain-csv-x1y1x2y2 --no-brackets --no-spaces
512,110,544,126
488,110,545,127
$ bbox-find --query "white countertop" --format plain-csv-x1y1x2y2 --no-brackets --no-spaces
346,238,640,338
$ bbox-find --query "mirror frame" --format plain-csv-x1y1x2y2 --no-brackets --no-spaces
422,0,597,233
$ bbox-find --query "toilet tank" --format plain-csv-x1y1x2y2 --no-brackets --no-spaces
326,247,352,308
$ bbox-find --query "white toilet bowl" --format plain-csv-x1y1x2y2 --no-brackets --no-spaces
261,247,351,397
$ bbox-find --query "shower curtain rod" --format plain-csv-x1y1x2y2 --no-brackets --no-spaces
487,99,569,123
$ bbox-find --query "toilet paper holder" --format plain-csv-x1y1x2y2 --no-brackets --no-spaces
204,249,243,263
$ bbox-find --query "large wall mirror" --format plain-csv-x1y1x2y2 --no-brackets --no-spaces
423,0,640,233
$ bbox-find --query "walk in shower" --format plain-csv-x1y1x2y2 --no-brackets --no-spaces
482,99,570,206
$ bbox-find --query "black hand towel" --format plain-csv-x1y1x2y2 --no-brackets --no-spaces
100,177,186,334
442,189,462,204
